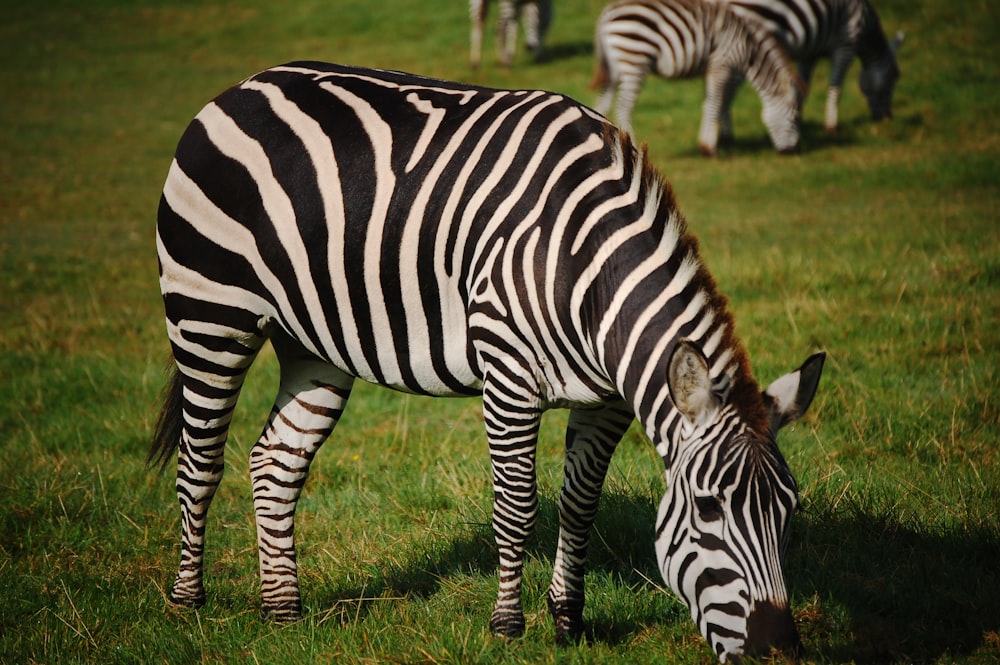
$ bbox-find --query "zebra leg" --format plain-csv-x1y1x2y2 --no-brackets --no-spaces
483,378,543,638
470,0,486,68
547,401,633,644
797,59,815,92
520,1,549,62
718,73,744,147
250,334,354,620
824,46,855,133
700,61,733,156
612,69,647,135
497,0,519,67
169,329,264,609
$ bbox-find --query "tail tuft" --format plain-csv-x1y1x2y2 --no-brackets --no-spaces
148,362,183,474
590,43,609,92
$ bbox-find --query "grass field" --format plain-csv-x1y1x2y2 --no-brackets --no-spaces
1,0,997,663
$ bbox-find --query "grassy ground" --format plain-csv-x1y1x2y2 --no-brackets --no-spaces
0,0,997,663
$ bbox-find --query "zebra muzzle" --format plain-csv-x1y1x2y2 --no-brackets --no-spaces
743,600,801,660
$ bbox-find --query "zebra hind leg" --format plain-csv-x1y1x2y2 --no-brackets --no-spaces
165,328,264,610
547,401,633,644
250,334,355,620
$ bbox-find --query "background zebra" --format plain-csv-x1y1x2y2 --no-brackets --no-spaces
714,0,903,132
591,0,803,156
469,0,552,68
150,61,825,662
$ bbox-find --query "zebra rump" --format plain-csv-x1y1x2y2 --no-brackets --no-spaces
152,62,824,662
592,0,803,155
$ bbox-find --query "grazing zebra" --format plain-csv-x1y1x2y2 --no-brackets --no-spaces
592,0,803,156
150,61,826,662
470,0,552,68
715,0,903,132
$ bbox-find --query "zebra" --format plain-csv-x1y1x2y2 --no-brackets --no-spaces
591,0,803,156
470,0,552,68
150,61,826,662
714,0,903,132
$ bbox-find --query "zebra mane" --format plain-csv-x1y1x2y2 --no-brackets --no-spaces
610,126,771,437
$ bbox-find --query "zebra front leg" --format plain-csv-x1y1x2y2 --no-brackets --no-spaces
699,61,734,157
250,342,354,620
547,401,633,644
824,46,855,133
483,381,543,638
717,73,744,148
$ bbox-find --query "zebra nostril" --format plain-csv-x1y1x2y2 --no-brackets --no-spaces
745,600,801,658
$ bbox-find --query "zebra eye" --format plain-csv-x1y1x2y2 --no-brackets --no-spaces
694,494,723,521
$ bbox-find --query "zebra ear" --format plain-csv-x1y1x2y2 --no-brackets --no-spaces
764,352,826,432
668,341,720,426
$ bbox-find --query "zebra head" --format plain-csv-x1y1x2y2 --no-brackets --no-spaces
655,341,825,662
860,31,904,121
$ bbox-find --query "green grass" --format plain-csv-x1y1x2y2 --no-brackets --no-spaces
1,0,997,663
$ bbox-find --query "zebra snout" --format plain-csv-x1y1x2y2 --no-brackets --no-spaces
743,600,801,660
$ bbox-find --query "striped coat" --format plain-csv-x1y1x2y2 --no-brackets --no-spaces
716,0,902,131
151,62,824,662
592,0,803,155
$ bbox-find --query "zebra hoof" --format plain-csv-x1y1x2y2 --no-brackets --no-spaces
699,144,718,158
168,581,206,609
168,592,206,609
260,600,302,622
554,618,586,646
490,609,526,638
548,597,585,646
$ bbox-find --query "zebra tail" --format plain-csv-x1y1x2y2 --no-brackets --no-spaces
590,21,609,92
148,361,183,473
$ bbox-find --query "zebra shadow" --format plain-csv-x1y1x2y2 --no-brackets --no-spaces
307,486,1000,659
788,501,1000,663
535,40,593,64
306,488,670,646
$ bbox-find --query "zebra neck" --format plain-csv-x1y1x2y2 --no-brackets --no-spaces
854,6,893,66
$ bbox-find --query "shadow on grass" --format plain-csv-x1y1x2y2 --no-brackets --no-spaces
790,500,1000,664
536,40,593,64
308,489,999,661
308,489,664,645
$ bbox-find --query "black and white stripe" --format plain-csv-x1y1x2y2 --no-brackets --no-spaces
592,0,803,155
470,0,552,68
150,61,824,662
715,0,902,131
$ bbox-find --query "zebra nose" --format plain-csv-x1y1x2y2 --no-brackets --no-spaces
744,600,801,659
